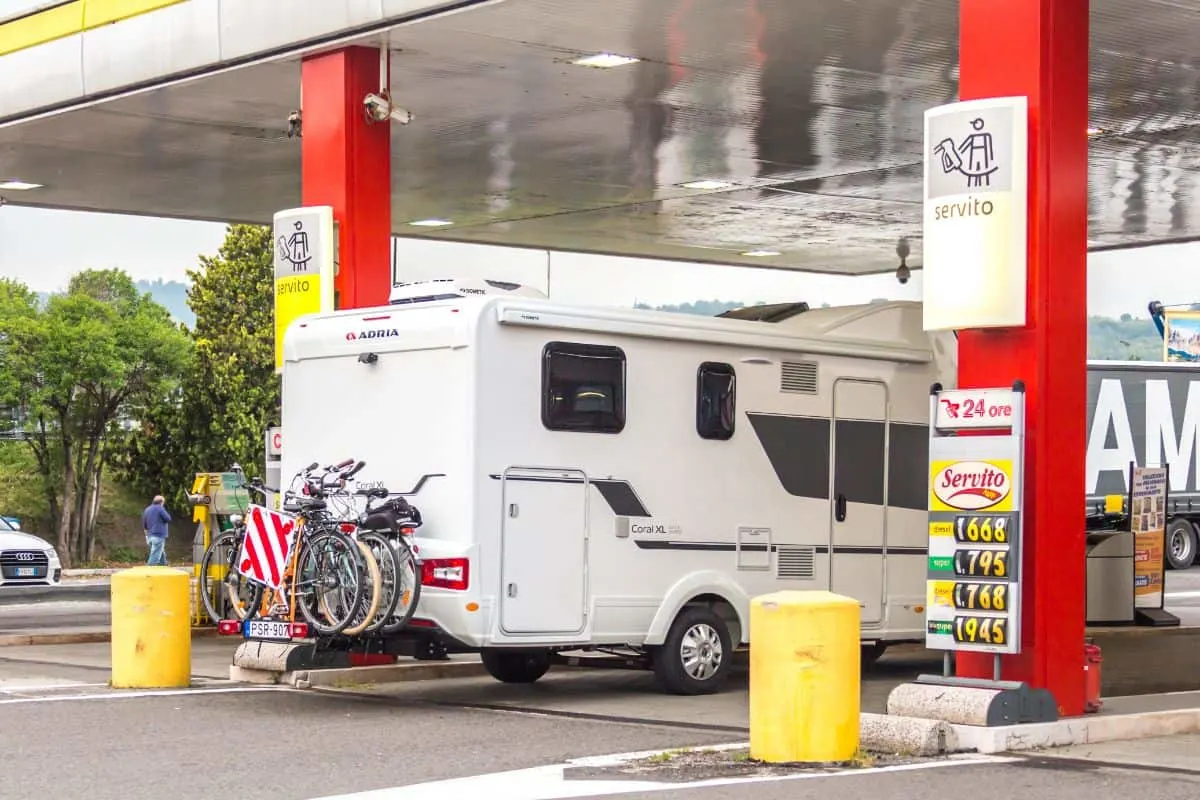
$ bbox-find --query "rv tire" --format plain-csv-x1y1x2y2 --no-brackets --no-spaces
652,606,732,695
1166,518,1197,571
861,642,887,668
480,649,552,684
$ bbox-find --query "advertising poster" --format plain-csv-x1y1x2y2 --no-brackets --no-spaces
1163,310,1200,363
1130,466,1168,608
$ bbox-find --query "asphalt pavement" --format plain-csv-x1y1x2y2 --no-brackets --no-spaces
0,569,1200,798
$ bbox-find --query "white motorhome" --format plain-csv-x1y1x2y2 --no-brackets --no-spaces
280,292,957,694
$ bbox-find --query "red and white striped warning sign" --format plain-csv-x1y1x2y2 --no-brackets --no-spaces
236,504,298,590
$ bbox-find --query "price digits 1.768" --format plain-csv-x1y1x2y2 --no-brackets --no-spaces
952,581,1008,611
953,515,1010,544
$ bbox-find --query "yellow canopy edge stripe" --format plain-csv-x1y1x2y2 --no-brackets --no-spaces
0,0,185,57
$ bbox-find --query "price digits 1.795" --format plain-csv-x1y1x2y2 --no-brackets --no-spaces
953,515,1010,544
953,548,1008,578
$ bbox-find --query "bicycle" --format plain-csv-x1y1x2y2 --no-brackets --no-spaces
200,460,382,637
353,485,424,634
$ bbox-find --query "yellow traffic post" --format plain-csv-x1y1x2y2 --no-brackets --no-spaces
749,590,860,763
111,566,192,689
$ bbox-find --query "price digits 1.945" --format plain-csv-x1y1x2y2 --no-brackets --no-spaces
953,615,1007,646
953,515,1010,544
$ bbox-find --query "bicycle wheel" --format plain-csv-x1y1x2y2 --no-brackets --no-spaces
334,538,382,637
199,530,262,622
381,537,422,634
294,529,368,636
357,531,402,634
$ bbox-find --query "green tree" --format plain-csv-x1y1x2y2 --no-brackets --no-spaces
0,270,191,565
121,225,278,503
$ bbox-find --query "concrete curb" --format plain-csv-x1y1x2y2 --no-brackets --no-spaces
0,627,219,648
950,706,1200,754
293,659,487,688
0,584,112,605
229,658,486,688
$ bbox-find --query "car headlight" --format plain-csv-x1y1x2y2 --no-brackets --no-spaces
45,549,60,561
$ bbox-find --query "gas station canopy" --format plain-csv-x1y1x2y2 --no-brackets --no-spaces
0,0,1198,276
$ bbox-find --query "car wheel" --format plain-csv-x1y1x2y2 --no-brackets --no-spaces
480,648,552,684
1166,518,1197,570
652,606,733,696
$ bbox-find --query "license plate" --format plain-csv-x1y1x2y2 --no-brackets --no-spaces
15,568,37,577
244,620,291,641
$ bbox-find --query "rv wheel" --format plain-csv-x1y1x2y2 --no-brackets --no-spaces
1166,518,1197,571
653,606,733,696
480,649,552,684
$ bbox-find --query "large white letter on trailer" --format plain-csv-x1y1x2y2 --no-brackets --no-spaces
1087,378,1136,494
1144,379,1200,493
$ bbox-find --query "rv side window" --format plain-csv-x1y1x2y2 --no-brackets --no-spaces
697,362,736,440
542,342,626,433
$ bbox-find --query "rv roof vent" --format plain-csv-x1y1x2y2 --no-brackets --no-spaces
780,361,818,394
776,546,816,580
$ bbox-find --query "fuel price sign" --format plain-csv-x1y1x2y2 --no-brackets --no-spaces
925,386,1026,656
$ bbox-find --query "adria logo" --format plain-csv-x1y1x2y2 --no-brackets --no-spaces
345,329,400,342
932,461,1011,510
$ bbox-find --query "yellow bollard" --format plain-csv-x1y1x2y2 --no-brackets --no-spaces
749,590,860,763
111,566,192,689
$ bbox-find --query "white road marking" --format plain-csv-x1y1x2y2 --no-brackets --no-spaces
0,685,294,705
310,747,1017,800
0,680,107,693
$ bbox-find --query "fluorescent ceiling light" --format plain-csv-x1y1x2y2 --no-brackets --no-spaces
0,180,42,190
407,218,453,227
742,249,781,257
682,179,733,190
572,52,640,68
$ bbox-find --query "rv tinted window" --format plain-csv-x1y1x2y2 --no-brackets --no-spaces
542,342,626,433
697,362,736,440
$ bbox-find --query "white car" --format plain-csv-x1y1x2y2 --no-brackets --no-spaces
0,517,62,587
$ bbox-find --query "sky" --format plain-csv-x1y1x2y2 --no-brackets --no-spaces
0,202,1194,318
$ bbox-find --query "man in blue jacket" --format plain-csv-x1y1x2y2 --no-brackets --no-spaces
141,495,171,566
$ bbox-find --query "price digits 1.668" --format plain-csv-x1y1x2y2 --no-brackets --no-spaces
953,515,1010,544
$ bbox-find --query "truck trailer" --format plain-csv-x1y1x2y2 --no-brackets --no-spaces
1085,360,1200,569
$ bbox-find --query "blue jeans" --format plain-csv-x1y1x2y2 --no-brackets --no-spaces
146,535,167,566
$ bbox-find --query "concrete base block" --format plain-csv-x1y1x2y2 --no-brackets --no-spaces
232,641,300,673
229,664,284,684
887,678,1057,727
887,683,1005,727
860,712,958,756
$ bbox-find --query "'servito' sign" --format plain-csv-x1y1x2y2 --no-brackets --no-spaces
922,96,1029,332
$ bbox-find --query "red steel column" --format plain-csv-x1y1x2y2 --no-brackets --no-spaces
301,47,392,309
954,0,1089,716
